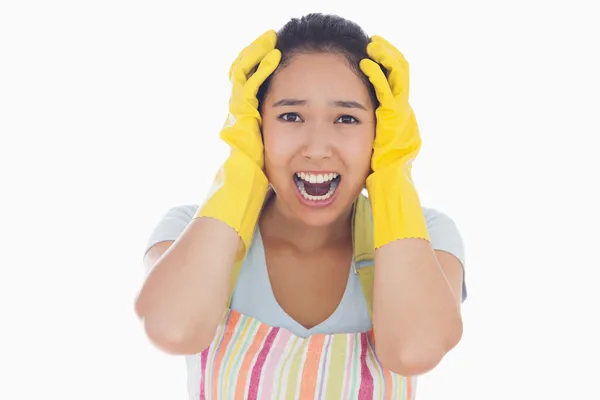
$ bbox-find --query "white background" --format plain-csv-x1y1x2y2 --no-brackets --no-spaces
1,0,599,399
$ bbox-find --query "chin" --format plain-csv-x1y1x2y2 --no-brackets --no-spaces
290,205,348,227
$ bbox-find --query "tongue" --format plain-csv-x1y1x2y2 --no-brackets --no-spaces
304,181,331,196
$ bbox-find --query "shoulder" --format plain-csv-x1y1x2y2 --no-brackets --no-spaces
421,206,465,264
162,204,199,220
143,204,199,257
150,204,199,231
421,206,468,302
422,206,463,238
362,196,465,265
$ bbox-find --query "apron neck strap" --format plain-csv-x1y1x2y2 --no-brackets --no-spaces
351,194,376,320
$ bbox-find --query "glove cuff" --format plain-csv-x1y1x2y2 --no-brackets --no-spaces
194,151,269,255
366,160,429,248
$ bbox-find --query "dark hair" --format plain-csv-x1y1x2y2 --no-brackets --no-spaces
257,13,384,111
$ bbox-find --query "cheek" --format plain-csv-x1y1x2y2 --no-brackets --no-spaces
343,132,374,174
262,126,299,171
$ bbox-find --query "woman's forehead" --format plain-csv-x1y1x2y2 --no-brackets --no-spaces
266,53,371,105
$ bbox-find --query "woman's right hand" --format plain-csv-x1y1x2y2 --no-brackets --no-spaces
194,30,281,256
219,29,281,169
135,34,281,354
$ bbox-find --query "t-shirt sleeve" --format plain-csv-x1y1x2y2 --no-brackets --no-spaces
143,204,200,259
423,207,468,302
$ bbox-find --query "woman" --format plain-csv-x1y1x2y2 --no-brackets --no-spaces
135,13,467,399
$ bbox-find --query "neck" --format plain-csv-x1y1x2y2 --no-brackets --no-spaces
259,194,353,253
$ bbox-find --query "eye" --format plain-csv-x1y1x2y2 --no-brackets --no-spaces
278,112,303,123
335,115,360,124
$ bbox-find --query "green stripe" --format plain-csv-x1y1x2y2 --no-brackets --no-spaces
285,339,307,399
218,314,247,399
276,336,299,400
203,313,228,396
324,334,346,399
224,318,260,398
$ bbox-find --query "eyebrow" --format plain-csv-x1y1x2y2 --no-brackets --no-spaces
271,98,367,110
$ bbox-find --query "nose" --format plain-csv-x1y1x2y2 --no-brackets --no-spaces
301,123,334,161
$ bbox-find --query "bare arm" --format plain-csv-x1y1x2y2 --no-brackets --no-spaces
134,30,279,356
134,217,241,355
373,237,464,376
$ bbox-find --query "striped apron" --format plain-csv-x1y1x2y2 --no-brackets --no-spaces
187,195,416,399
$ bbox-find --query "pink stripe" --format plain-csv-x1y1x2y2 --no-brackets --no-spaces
258,329,292,399
358,333,374,400
199,348,209,400
341,334,355,399
247,327,280,400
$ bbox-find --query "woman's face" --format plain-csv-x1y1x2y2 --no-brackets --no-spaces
261,52,375,228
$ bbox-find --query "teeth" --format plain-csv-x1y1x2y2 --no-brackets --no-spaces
295,172,339,184
295,178,340,201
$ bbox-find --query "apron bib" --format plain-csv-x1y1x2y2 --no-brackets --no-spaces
189,195,416,399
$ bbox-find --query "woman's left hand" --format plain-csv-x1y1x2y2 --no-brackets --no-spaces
360,36,430,247
359,35,421,175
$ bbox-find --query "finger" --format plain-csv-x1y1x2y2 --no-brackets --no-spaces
229,30,277,82
366,42,408,99
369,35,410,97
359,58,394,106
244,49,281,99
371,35,410,75
229,30,277,77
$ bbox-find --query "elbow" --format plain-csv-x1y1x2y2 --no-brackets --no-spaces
141,317,215,356
134,295,145,321
380,347,444,376
379,323,464,376
134,299,215,355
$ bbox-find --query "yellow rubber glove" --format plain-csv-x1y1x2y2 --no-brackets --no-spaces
359,35,430,248
194,30,281,256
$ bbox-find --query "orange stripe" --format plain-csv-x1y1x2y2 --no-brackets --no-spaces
298,334,326,399
212,311,241,399
372,330,395,400
234,323,270,399
383,365,394,400
407,376,413,399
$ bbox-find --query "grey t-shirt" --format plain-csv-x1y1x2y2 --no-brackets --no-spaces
143,203,467,338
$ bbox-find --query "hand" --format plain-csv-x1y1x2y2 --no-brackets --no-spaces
220,30,281,169
359,35,421,179
194,30,281,255
359,35,429,246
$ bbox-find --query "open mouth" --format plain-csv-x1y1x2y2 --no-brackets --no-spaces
293,172,342,201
